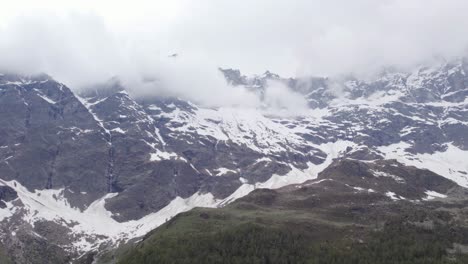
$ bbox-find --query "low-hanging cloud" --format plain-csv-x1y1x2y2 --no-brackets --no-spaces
262,80,309,115
1,0,468,108
0,12,259,108
0,11,308,110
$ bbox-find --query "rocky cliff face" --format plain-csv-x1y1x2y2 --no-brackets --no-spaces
0,59,467,262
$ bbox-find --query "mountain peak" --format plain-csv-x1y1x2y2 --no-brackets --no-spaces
0,72,52,86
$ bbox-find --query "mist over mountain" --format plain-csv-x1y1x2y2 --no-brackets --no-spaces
2,1,468,106
1,1,468,263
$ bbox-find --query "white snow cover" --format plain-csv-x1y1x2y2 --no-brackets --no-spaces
253,157,273,164
370,170,405,183
111,127,126,134
219,140,356,205
149,149,180,161
423,190,448,200
34,89,57,104
36,94,57,104
76,95,110,134
330,90,405,107
215,168,237,176
379,142,468,188
159,106,326,155
0,179,220,253
385,191,400,201
0,201,16,221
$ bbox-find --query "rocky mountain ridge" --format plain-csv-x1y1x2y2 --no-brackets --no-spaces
0,59,467,262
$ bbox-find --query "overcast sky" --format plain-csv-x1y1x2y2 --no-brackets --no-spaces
1,0,468,106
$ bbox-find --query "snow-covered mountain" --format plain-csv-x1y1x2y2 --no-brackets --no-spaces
0,59,467,262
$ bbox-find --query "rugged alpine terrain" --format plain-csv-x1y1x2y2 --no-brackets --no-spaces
116,159,468,264
0,58,467,263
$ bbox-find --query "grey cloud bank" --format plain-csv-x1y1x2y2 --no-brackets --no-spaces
1,0,468,107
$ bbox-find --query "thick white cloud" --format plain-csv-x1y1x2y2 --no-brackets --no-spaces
0,0,468,107
262,80,309,115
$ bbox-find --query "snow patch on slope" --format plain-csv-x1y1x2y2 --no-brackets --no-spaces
160,106,314,155
371,169,405,183
0,201,16,221
36,93,57,104
75,95,110,134
378,142,468,188
385,191,401,201
149,150,180,161
215,168,237,176
0,179,220,253
219,140,356,205
331,90,404,107
423,190,448,201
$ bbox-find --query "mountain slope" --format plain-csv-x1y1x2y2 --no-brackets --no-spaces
0,59,467,262
116,159,468,264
